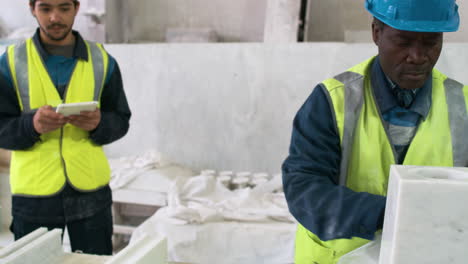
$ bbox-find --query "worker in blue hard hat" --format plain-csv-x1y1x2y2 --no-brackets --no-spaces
282,0,465,263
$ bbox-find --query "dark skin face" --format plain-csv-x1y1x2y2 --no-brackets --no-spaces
372,22,443,90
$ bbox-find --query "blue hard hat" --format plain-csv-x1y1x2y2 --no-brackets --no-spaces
365,0,460,32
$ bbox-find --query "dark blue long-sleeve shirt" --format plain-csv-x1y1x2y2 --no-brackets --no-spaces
282,57,432,241
0,29,131,223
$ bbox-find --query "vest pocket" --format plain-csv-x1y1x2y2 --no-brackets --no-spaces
295,224,338,264
11,148,64,195
306,230,338,264
63,140,110,190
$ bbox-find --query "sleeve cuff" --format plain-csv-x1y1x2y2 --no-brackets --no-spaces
357,195,386,240
24,112,41,140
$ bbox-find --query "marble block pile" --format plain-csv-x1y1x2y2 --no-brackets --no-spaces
0,228,167,264
380,165,468,264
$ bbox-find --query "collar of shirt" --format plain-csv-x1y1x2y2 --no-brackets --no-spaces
385,75,419,97
370,57,432,120
32,28,89,62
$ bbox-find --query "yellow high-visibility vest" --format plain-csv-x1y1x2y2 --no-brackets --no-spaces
7,38,111,196
295,57,468,263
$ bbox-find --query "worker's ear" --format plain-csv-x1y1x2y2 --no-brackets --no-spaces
371,22,380,46
29,3,35,17
75,1,80,12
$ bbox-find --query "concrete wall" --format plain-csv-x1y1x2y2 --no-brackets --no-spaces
263,0,301,43
2,1,468,43
105,0,268,43
0,1,36,33
101,42,468,174
305,0,468,42
103,0,468,43
305,0,346,41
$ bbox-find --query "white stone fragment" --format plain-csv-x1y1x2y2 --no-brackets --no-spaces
106,234,167,264
0,228,48,259
0,228,63,264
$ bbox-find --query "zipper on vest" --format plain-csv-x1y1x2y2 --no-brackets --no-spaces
32,39,75,184
59,127,70,182
58,58,78,183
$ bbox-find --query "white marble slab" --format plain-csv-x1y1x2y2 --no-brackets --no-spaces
380,165,468,264
131,207,296,264
106,234,167,264
0,228,167,264
0,228,63,264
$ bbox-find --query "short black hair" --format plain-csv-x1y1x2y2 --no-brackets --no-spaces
30,0,79,7
372,17,386,30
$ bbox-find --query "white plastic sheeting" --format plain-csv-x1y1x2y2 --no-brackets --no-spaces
164,173,294,224
109,150,173,190
132,210,296,264
131,174,296,263
109,150,195,207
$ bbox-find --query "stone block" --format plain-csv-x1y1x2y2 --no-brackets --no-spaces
380,165,468,264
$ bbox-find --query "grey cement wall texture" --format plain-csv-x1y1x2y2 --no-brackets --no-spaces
103,43,468,174
105,0,268,43
264,0,301,42
2,0,468,43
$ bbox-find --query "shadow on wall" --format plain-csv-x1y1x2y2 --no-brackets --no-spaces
0,17,9,39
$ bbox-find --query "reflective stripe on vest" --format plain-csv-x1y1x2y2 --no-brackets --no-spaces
295,57,468,264
445,78,468,166
7,38,111,196
334,71,365,186
9,40,106,111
